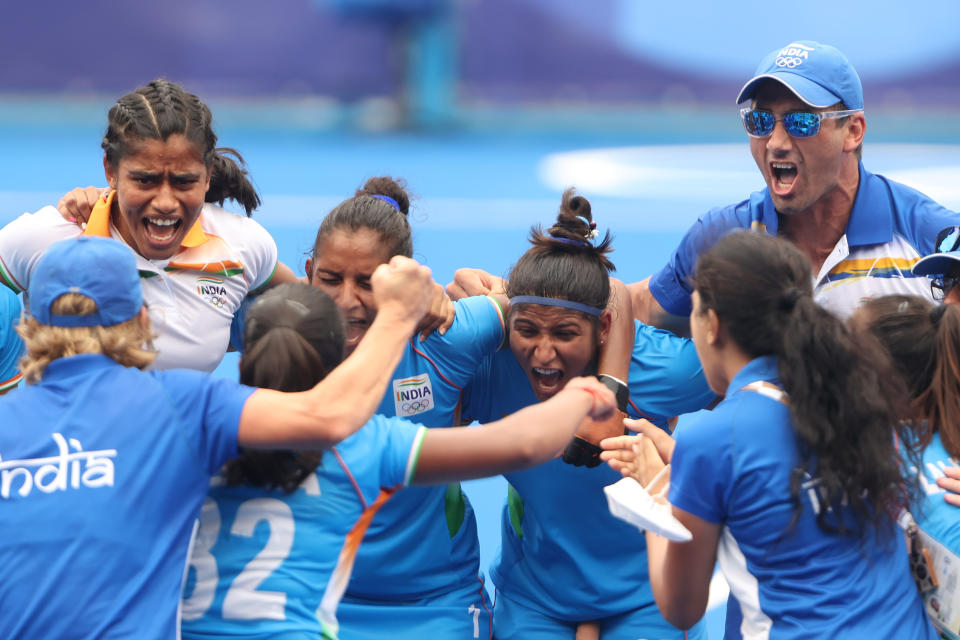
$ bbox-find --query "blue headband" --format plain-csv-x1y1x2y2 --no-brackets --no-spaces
552,236,589,248
370,194,400,211
509,295,604,317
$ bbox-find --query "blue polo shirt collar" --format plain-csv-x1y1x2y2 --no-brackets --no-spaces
758,163,892,247
726,354,780,397
846,163,893,246
42,353,123,382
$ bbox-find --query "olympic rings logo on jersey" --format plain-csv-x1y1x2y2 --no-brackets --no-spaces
393,373,435,418
401,398,433,414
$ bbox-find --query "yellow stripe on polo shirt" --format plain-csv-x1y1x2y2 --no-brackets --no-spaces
82,190,209,247
826,256,921,282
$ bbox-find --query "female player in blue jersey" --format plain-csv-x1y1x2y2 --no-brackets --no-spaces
602,232,935,638
852,294,960,639
179,282,617,640
451,189,715,640
0,236,442,639
300,176,505,639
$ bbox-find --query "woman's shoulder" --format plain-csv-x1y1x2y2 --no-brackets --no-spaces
198,204,274,244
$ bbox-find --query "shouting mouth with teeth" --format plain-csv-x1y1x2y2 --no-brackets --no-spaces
750,82,856,217
509,304,604,403
105,134,211,261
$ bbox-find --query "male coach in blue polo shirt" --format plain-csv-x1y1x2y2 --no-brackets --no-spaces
629,40,960,330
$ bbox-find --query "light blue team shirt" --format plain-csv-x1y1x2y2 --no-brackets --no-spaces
907,431,960,639
0,286,23,391
670,355,935,640
180,415,426,640
650,164,960,320
0,354,250,639
461,320,714,621
342,295,504,603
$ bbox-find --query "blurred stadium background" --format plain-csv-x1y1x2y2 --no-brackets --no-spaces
3,1,960,635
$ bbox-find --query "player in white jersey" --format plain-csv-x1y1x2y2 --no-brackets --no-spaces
0,79,293,372
179,282,617,640
603,232,936,638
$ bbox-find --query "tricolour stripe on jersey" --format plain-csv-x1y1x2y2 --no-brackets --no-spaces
316,488,397,635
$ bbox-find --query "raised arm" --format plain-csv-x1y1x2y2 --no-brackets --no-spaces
627,277,691,337
561,277,634,467
237,255,434,449
410,376,616,485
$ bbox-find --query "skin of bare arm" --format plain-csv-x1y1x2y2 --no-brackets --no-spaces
236,256,433,449
409,376,616,485
626,277,691,338
601,422,719,629
645,506,721,629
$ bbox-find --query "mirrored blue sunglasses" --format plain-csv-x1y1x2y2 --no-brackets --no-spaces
740,108,863,138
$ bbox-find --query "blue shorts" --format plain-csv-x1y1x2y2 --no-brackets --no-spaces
336,579,493,640
493,590,705,640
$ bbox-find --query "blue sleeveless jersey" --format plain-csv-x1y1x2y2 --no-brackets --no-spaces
341,295,504,603
460,321,713,621
671,356,935,639
180,415,426,640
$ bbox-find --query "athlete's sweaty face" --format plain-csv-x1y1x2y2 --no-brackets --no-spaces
307,228,392,355
509,304,599,402
105,134,210,261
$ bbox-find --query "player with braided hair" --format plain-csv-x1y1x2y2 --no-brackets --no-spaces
0,79,293,372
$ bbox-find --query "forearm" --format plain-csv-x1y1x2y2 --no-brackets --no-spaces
644,509,717,629
412,387,595,484
302,308,417,433
598,278,633,381
239,308,417,449
627,278,691,337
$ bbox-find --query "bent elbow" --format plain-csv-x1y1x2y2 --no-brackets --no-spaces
657,597,706,631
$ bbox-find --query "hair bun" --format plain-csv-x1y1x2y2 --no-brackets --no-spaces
357,176,410,215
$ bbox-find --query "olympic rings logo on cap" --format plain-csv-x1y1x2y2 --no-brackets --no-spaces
776,56,804,68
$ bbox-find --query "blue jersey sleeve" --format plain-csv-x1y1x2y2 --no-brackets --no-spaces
372,416,428,488
649,198,759,316
0,287,23,391
154,370,254,475
669,405,735,524
627,321,715,425
414,295,504,389
882,176,960,258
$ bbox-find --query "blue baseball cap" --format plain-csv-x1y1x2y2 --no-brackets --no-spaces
736,41,864,110
913,226,960,277
29,236,143,327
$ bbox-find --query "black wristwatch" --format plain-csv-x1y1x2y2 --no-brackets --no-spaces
597,374,629,412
